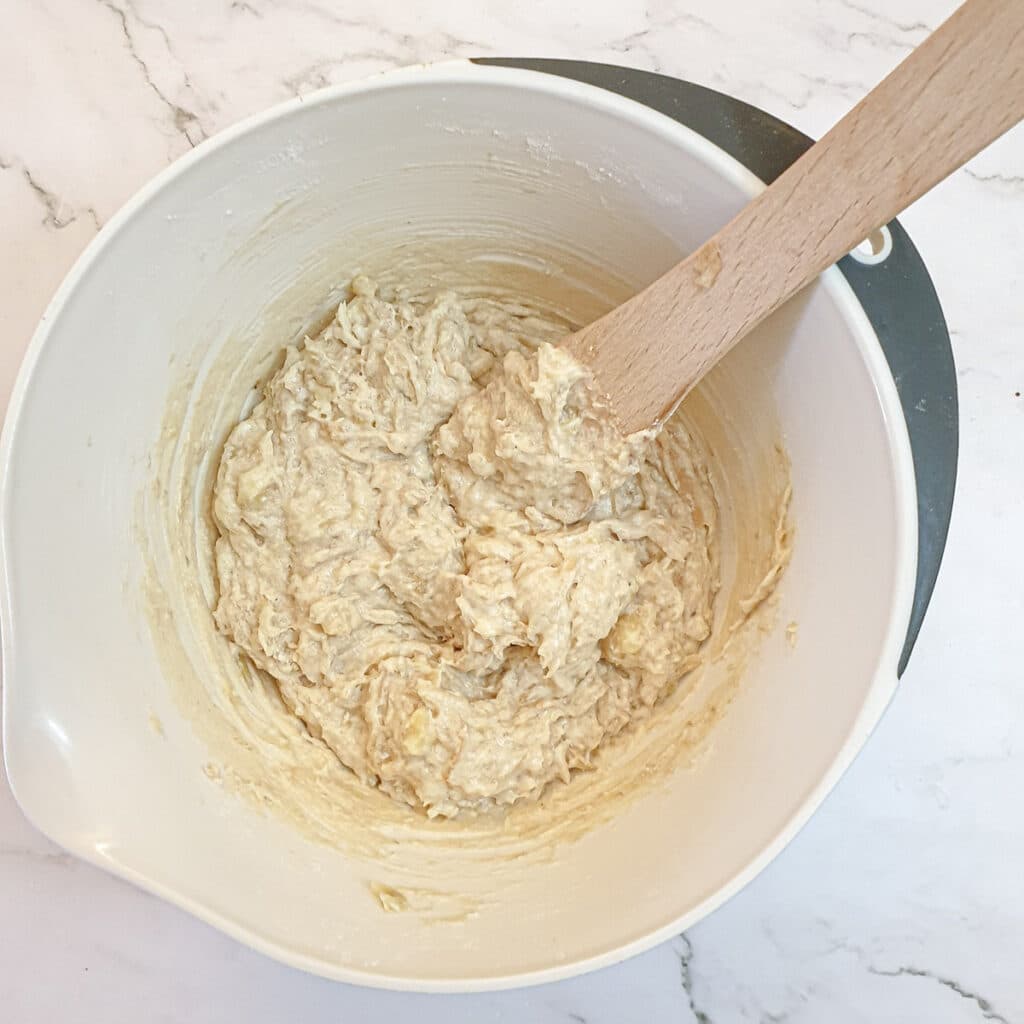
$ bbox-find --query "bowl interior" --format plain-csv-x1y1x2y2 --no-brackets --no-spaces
1,66,914,988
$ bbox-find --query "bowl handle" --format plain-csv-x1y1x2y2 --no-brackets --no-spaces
474,58,958,676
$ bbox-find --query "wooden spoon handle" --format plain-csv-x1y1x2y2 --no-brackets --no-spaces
565,0,1024,433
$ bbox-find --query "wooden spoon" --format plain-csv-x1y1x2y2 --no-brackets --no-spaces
563,0,1024,433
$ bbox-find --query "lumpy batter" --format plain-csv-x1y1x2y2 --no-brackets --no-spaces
213,278,719,818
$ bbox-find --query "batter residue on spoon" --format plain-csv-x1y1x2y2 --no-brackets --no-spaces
212,277,720,818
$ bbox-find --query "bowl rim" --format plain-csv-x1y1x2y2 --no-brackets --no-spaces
0,60,918,992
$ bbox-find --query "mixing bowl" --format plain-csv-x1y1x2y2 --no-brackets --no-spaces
0,61,955,990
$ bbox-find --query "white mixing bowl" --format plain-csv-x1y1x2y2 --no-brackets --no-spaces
1,64,920,990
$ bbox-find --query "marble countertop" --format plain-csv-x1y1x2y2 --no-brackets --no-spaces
2,0,1022,1020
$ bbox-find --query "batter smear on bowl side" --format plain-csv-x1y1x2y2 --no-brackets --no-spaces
212,277,725,818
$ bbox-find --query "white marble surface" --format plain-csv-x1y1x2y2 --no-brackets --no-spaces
2,0,1022,1019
